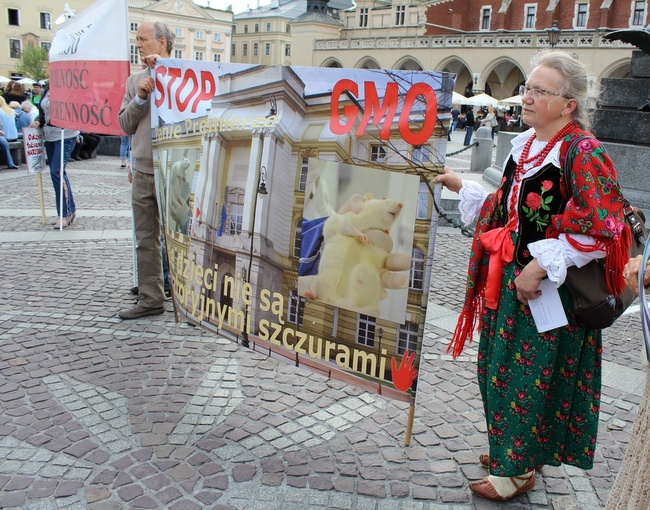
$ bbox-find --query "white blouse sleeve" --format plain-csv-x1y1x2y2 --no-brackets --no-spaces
528,234,607,286
458,180,489,225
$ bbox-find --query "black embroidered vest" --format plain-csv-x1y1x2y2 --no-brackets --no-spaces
496,156,568,267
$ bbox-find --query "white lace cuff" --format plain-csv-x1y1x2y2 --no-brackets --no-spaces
528,234,607,287
458,180,488,225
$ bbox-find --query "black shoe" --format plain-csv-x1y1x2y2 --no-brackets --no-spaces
130,286,139,295
7,165,18,169
165,289,172,298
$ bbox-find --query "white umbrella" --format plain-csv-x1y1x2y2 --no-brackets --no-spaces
17,77,35,85
452,91,468,105
499,95,523,106
464,92,499,107
0,76,10,85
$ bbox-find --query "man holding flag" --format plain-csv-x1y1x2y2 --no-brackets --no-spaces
118,21,175,320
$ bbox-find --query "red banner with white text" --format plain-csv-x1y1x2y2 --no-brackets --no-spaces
48,0,129,135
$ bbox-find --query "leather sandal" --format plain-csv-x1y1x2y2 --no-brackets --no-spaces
470,472,536,501
479,453,543,471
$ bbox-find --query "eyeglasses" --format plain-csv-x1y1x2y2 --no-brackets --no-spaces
519,85,566,98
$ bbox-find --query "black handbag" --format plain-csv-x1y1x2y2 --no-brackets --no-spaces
563,135,647,329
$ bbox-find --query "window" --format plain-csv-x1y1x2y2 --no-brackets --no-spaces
293,219,302,257
481,7,491,30
227,188,245,235
576,3,588,27
244,24,248,33
174,49,183,58
41,42,51,52
397,322,419,355
254,23,259,32
359,7,368,27
416,182,429,220
265,43,270,55
213,32,221,42
129,44,139,65
195,51,203,60
253,43,258,56
524,5,536,29
357,315,376,347
40,12,51,30
231,44,235,56
243,43,248,56
285,44,291,56
213,53,221,62
8,8,19,26
409,248,425,290
633,0,646,25
9,39,21,58
412,144,431,163
196,30,204,40
286,24,291,33
130,22,138,32
232,25,236,34
370,144,387,162
266,22,271,31
288,290,304,326
298,157,309,191
395,5,406,25
175,27,183,37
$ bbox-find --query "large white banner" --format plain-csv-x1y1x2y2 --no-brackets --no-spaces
48,0,130,135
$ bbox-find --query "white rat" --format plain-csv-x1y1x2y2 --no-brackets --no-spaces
299,194,411,316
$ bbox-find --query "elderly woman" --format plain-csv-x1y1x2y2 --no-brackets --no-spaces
21,100,39,124
434,51,631,501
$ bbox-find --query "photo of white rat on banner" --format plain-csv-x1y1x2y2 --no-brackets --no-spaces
298,159,418,324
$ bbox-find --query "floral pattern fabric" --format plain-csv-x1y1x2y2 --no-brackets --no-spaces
478,258,601,477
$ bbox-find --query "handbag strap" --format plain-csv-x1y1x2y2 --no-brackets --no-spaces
563,135,647,247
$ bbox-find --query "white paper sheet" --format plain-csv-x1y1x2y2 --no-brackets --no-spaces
528,279,568,333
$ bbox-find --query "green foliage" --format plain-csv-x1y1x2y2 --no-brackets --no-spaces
15,45,49,82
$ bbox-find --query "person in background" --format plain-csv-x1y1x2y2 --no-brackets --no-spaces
606,254,650,509
31,83,43,106
450,105,460,132
31,83,79,229
3,81,27,104
70,132,100,161
21,101,39,124
120,135,130,168
117,21,174,320
463,108,475,146
434,50,631,501
0,96,18,169
480,105,498,139
9,101,30,137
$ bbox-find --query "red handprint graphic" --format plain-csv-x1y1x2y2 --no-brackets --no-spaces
391,351,418,392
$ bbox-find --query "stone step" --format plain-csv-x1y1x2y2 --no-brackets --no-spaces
593,109,650,145
599,77,650,109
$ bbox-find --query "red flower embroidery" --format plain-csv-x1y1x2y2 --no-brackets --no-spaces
541,180,553,191
526,192,543,210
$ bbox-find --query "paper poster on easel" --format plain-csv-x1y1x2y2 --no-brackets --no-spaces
150,60,454,423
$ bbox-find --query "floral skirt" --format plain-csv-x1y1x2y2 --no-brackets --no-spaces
477,261,602,477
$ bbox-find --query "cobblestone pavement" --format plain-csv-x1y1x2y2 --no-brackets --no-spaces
0,153,645,509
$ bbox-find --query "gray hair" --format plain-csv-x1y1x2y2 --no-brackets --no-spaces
531,50,597,131
153,22,175,54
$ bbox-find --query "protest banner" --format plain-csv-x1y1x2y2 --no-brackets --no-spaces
22,127,48,224
23,128,46,175
150,60,454,437
48,0,129,135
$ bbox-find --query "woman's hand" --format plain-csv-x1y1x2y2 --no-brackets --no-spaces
432,166,463,194
623,255,650,295
514,259,547,305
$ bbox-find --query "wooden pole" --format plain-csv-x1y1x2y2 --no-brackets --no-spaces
37,173,46,225
404,403,416,446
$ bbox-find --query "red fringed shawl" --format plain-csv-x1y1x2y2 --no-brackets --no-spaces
448,128,631,358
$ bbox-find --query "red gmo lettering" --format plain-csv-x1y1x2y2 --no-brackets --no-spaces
330,79,438,146
155,66,217,114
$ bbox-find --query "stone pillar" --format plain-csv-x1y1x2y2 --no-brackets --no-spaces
470,126,494,173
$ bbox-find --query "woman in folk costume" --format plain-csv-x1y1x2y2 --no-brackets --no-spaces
434,50,631,502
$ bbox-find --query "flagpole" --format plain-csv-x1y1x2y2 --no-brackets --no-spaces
59,129,64,230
